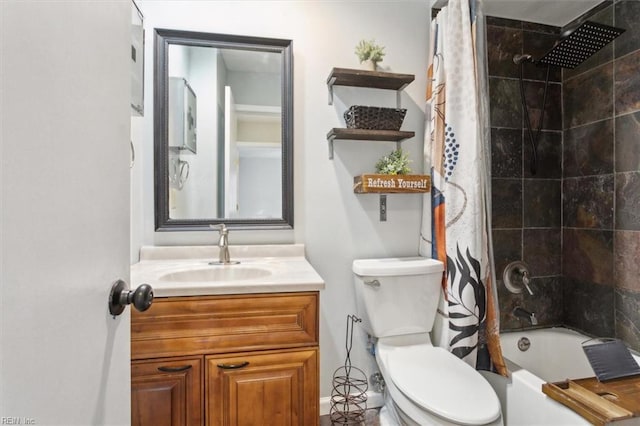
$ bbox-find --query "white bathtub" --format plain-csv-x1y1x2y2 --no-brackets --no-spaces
481,327,640,426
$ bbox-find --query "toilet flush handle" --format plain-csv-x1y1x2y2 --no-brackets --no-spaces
364,279,381,288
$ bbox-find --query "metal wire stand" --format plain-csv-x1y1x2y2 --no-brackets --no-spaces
330,314,368,425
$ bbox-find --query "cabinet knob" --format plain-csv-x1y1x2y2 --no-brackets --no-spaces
217,361,250,370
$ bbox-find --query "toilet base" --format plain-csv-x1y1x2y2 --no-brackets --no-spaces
379,405,400,426
379,392,419,426
380,394,504,426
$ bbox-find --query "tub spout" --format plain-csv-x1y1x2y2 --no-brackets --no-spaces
513,307,538,326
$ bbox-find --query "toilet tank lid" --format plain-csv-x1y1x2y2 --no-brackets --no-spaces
353,257,444,276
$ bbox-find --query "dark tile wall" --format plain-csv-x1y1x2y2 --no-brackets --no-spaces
487,17,564,330
562,0,640,348
488,2,640,351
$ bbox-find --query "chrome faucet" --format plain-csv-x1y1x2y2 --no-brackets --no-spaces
209,224,239,265
513,307,538,326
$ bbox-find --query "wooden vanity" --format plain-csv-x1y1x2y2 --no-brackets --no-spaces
131,291,319,426
129,244,324,425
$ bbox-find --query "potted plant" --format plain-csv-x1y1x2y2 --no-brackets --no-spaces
355,39,386,71
375,148,412,175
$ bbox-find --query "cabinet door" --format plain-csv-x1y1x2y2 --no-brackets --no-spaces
132,357,203,426
206,349,318,426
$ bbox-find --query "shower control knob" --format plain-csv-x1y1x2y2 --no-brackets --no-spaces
503,261,533,295
108,279,154,317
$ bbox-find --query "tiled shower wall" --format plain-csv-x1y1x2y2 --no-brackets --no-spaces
488,1,640,351
562,0,640,348
487,17,564,330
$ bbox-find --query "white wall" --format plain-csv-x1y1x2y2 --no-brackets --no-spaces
131,116,145,264
132,0,430,400
3,1,132,422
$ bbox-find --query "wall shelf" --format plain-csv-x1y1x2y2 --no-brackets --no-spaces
326,128,415,159
326,68,415,105
327,128,415,142
325,68,416,160
326,67,419,221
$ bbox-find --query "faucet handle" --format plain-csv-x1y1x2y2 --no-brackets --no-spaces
209,223,228,234
521,270,534,296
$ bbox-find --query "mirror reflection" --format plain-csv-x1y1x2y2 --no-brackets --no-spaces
154,29,293,230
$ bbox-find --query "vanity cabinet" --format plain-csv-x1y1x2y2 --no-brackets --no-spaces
131,357,202,426
131,292,319,426
206,349,318,425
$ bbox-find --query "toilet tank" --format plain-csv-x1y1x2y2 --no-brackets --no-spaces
353,257,444,338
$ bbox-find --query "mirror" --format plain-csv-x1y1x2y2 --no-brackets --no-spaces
154,29,293,231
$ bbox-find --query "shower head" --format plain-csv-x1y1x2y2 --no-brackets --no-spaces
536,21,625,69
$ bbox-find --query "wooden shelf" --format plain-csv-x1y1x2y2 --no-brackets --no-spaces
327,67,415,91
327,128,415,142
325,68,420,220
326,128,415,159
326,67,415,105
353,174,430,194
325,67,416,160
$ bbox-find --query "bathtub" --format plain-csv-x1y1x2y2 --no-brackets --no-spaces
481,327,640,425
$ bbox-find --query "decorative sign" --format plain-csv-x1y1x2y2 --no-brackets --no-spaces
353,174,431,193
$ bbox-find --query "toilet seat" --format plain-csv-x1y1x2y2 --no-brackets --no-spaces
378,339,501,425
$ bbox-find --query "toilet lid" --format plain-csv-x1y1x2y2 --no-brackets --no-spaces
387,345,501,425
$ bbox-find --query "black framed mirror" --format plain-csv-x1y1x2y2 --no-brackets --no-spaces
154,28,293,231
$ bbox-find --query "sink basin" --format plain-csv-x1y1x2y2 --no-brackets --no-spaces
159,266,272,282
131,244,325,297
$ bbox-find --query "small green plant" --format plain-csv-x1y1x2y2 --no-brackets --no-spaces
375,148,412,175
355,39,386,66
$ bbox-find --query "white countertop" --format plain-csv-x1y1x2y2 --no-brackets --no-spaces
131,244,325,297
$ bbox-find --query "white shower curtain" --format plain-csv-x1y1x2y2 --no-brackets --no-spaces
419,0,507,376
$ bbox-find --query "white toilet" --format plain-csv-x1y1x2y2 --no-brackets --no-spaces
353,257,503,426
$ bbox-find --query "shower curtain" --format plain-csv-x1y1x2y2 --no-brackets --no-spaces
419,0,507,376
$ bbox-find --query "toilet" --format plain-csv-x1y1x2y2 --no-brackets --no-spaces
353,257,503,426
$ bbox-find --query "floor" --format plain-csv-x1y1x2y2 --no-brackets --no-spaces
319,409,381,426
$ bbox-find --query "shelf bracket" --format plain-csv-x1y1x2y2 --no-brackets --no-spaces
328,139,334,159
379,195,387,221
327,77,337,105
396,90,402,109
